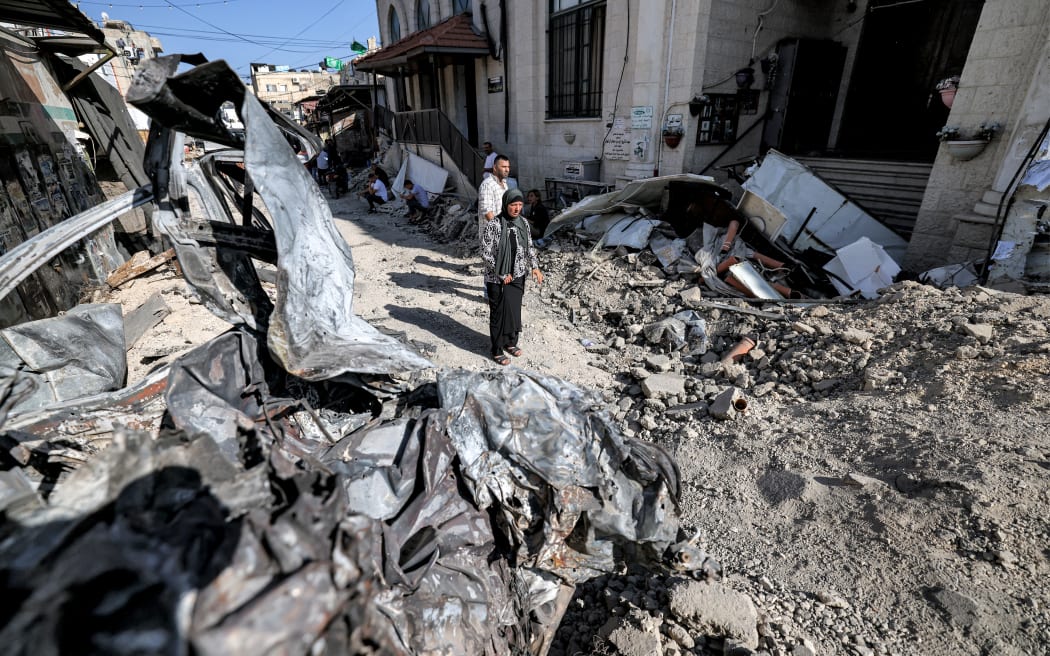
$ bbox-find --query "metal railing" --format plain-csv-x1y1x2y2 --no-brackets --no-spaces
390,109,484,187
374,104,395,137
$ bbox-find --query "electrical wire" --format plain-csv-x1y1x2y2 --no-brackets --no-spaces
129,23,352,47
249,0,346,65
76,0,239,7
750,0,780,63
159,0,278,49
599,0,630,157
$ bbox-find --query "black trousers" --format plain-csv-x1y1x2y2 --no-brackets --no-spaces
486,276,525,356
364,193,386,210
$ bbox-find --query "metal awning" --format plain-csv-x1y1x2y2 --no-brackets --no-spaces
0,0,105,44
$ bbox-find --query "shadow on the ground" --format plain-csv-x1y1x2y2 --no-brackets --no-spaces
328,190,463,256
385,304,489,356
387,271,479,304
413,254,472,275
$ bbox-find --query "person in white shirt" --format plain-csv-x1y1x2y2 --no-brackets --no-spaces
359,173,388,212
314,146,329,182
477,155,510,301
478,155,509,229
400,179,429,220
482,141,498,180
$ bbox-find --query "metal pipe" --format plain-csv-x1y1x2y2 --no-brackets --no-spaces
721,336,756,364
0,187,154,301
721,219,740,252
655,0,678,176
62,50,117,92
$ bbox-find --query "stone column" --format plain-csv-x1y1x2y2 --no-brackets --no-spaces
623,1,671,180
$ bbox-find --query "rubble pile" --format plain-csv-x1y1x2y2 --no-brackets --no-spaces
521,240,1050,654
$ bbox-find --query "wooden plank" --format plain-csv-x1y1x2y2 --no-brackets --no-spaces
106,248,175,288
123,292,170,348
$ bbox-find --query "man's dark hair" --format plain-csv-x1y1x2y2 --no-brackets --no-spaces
494,155,510,165
527,189,541,198
404,179,414,187
483,141,492,148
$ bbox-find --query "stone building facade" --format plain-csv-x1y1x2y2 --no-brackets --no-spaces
370,0,1049,270
249,65,340,119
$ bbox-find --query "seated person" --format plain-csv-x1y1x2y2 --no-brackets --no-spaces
358,173,388,212
525,189,550,241
372,164,391,188
400,179,430,219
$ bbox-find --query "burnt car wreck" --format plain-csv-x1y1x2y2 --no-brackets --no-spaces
0,57,718,655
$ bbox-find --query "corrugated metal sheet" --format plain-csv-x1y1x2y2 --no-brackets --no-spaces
0,0,105,44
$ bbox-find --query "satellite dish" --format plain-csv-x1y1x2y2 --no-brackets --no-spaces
101,11,110,22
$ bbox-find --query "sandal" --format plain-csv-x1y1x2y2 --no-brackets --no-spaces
493,354,511,366
505,346,523,357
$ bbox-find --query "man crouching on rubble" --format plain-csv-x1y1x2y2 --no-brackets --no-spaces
480,188,543,365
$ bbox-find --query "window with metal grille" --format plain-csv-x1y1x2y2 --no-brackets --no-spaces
547,1,605,119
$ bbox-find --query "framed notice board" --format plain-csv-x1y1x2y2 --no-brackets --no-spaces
695,93,739,145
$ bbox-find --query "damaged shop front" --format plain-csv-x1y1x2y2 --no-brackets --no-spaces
0,13,132,326
0,56,722,655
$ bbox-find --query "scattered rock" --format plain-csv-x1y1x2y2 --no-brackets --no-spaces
641,373,687,399
667,580,759,649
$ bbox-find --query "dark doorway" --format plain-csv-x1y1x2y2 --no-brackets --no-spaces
837,0,984,160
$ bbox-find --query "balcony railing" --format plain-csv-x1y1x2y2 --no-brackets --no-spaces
384,108,484,188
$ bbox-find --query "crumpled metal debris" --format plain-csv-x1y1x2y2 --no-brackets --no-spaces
0,328,708,656
0,304,126,415
128,56,429,378
0,57,717,656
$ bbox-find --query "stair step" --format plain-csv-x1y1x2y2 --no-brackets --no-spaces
981,189,1005,206
956,211,997,226
973,201,1000,218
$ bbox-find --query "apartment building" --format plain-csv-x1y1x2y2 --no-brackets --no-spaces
250,64,340,119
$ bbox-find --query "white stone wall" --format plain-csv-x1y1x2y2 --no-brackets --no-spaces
905,0,1050,270
494,0,861,192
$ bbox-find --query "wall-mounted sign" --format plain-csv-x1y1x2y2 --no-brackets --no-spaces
604,117,631,160
630,106,653,129
488,76,504,93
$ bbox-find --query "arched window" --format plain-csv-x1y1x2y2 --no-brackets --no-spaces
416,0,431,29
389,6,401,42
453,0,470,14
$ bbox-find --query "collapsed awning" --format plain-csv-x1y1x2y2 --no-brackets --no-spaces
354,13,488,75
0,0,105,44
315,84,372,114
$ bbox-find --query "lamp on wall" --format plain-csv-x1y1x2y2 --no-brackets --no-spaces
734,67,756,89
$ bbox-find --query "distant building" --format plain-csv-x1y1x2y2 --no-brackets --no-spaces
250,64,340,119
76,17,164,139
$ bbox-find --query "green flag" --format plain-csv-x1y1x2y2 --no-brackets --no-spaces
323,57,344,70
351,39,367,54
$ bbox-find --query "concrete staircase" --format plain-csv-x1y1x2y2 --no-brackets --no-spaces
793,157,934,237
947,189,1005,263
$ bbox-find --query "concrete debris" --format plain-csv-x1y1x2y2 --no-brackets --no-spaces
709,387,748,420
667,580,760,649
